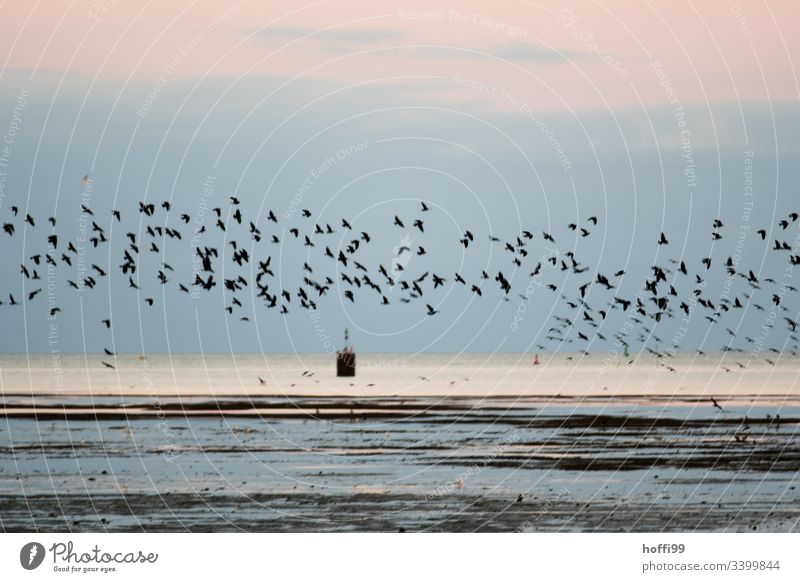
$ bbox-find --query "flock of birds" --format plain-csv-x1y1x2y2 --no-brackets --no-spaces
1,179,799,377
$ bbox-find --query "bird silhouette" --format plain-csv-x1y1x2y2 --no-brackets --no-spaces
0,190,797,372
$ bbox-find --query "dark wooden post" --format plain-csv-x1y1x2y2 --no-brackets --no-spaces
336,328,355,376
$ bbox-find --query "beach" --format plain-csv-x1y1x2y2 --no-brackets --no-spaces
1,353,799,532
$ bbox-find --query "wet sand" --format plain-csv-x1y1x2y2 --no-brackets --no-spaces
2,393,798,532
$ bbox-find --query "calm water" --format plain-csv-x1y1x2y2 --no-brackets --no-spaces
1,351,799,396
1,352,798,531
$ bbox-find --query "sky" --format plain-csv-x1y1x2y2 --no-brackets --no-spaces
0,0,798,353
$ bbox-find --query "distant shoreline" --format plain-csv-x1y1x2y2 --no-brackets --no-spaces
3,393,800,420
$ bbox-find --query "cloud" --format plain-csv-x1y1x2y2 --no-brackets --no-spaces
250,27,578,64
487,41,578,63
340,41,581,64
252,25,405,49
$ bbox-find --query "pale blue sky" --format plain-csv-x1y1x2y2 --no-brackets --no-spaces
0,1,798,353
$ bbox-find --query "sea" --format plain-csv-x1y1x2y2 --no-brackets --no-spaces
1,352,798,532
1,351,798,396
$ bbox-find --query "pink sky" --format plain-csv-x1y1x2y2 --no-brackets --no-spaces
1,0,798,111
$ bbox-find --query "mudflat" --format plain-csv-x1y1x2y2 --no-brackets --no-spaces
2,393,797,532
